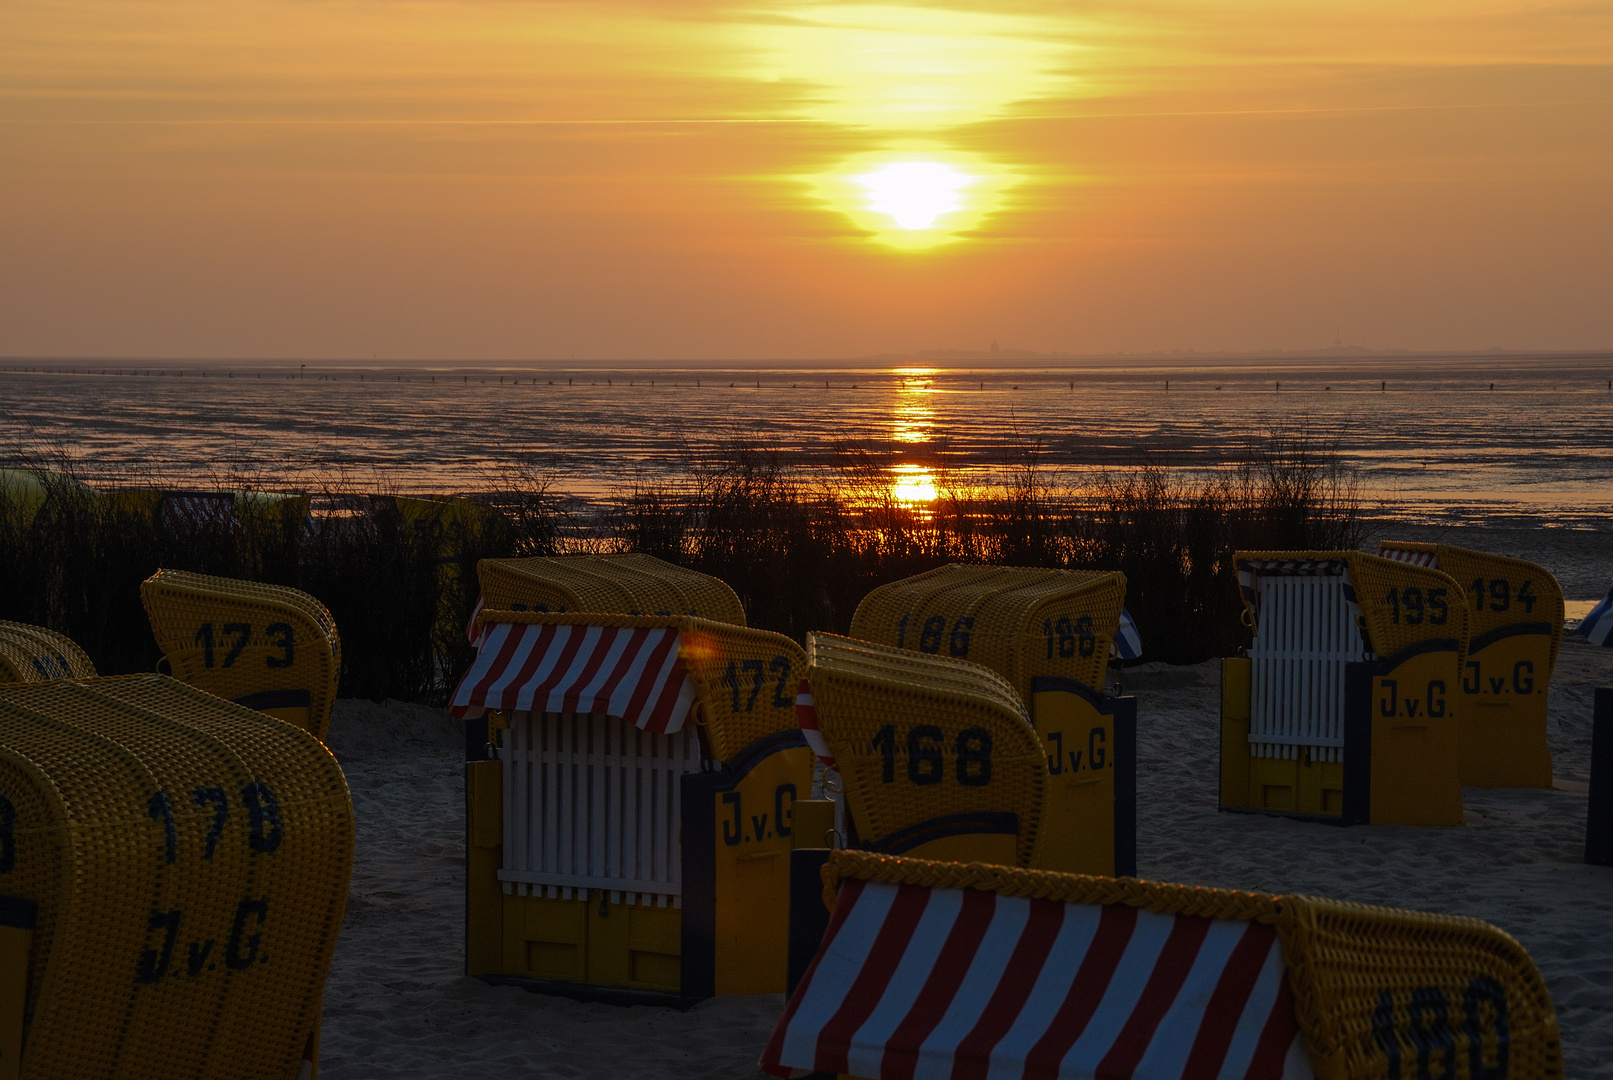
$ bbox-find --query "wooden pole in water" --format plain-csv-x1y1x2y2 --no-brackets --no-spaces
1587,687,1613,866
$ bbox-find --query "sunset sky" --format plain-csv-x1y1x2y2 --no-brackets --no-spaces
2,1,1610,360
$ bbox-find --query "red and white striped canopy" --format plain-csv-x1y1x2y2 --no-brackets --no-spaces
449,621,696,734
761,879,1312,1080
1380,547,1438,569
794,679,836,769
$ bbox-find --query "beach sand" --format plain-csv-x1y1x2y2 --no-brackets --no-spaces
318,637,1613,1079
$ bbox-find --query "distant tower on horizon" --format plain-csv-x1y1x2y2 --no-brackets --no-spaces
991,338,999,353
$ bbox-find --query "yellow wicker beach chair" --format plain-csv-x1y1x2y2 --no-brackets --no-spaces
849,564,1126,701
476,553,747,627
456,609,813,1004
461,556,747,766
1381,541,1563,789
0,622,95,684
141,569,341,740
1222,550,1471,826
803,633,1046,868
766,851,1560,1080
0,674,353,1080
845,565,1137,876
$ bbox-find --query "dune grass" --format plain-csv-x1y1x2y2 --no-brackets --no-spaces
0,430,1362,703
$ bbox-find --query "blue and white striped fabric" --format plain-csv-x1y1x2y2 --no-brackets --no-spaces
1580,587,1613,647
1111,607,1143,660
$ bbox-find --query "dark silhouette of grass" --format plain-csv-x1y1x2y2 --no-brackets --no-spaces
1,428,1361,702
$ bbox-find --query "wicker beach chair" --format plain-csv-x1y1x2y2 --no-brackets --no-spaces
453,607,814,1004
849,564,1126,701
1222,550,1471,825
1381,541,1563,788
765,851,1560,1080
472,553,747,634
140,569,341,740
0,622,96,684
0,674,353,1080
845,565,1137,876
802,633,1046,869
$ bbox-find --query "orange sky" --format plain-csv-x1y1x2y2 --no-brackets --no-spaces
2,1,1610,360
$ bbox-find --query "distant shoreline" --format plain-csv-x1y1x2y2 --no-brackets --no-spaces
4,348,1613,374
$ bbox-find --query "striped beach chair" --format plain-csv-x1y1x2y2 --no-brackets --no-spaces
0,674,353,1080
847,565,1137,877
0,621,96,684
1381,541,1563,788
763,851,1559,1080
451,608,815,1004
141,570,341,740
1221,551,1470,825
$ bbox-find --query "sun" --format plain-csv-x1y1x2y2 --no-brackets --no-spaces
808,147,1015,251
857,162,975,231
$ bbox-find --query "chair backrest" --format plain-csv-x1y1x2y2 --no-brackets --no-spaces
0,674,352,1079
1381,540,1564,669
0,621,96,684
803,633,1046,867
764,851,1561,1080
141,569,341,740
476,554,747,628
849,564,1126,703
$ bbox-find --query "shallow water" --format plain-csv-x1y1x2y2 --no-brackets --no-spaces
3,353,1611,527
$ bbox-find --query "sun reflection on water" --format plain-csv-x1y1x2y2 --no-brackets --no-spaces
891,464,939,505
892,366,937,443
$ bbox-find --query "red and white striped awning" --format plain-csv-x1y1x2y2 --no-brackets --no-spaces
761,879,1311,1080
1380,547,1438,569
449,621,696,734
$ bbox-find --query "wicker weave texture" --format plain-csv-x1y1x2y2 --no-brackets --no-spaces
848,564,1126,703
805,633,1045,866
477,555,746,627
141,569,341,740
1401,543,1565,671
472,612,802,763
822,852,1560,1080
0,623,96,684
0,674,353,1080
1345,554,1471,663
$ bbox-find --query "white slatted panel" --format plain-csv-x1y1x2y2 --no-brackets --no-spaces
498,710,700,906
1249,574,1362,763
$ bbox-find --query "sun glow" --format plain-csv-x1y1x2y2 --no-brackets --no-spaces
811,149,1014,250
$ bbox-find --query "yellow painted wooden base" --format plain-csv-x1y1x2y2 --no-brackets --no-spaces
498,893,682,993
1030,687,1121,873
1364,653,1464,826
1457,632,1555,789
1221,654,1465,826
1459,708,1553,789
465,744,812,999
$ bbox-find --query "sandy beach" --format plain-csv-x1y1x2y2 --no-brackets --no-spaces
316,631,1613,1079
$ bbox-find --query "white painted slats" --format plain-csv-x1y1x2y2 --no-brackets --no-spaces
1249,574,1363,762
498,710,700,906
